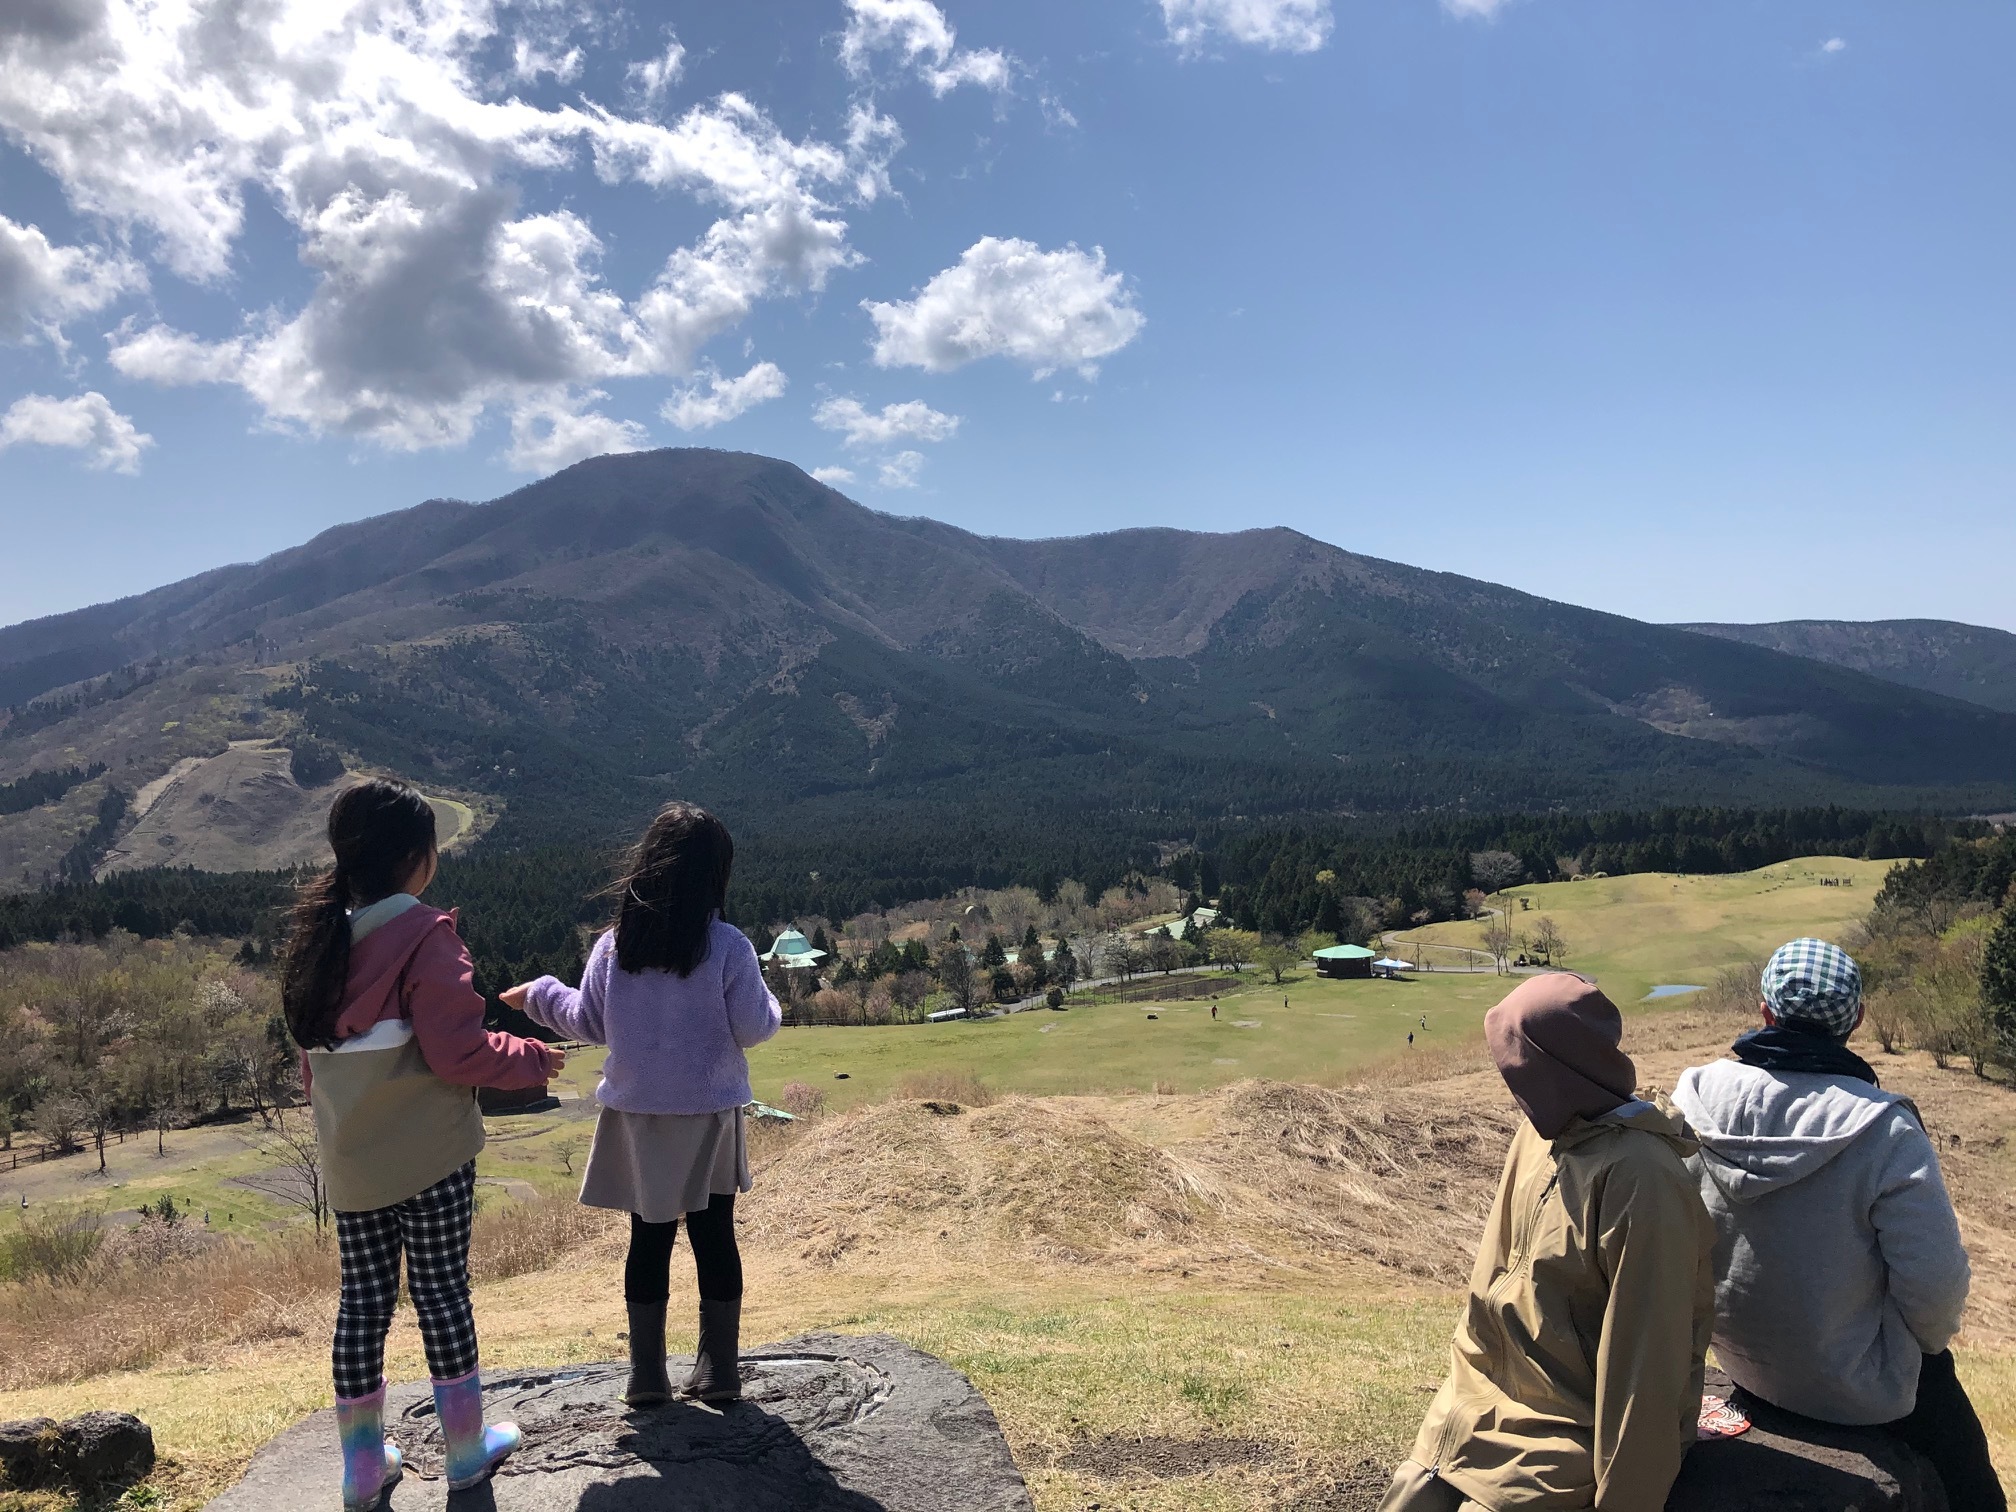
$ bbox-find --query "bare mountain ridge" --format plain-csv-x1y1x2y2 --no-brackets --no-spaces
2,449,2013,871
1680,619,2016,714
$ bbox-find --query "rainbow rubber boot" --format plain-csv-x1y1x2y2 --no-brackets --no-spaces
334,1382,403,1511
431,1368,521,1491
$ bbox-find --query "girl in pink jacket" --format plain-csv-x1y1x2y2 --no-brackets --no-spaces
282,780,561,1511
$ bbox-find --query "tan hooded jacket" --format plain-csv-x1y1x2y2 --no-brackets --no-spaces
1408,1103,1716,1511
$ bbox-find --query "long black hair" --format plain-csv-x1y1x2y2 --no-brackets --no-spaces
281,780,438,1049
609,801,734,977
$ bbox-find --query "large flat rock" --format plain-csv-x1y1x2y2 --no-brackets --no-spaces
1667,1371,1948,1512
203,1333,1031,1512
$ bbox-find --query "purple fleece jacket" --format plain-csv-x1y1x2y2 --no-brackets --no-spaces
522,921,782,1114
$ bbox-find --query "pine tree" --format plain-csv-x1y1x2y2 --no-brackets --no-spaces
1983,900,2016,1071
982,933,1007,967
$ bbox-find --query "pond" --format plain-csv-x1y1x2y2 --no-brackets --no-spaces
1644,984,1705,1000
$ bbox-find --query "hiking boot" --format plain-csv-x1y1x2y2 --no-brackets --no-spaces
622,1301,672,1406
431,1368,520,1490
334,1382,402,1511
680,1299,742,1403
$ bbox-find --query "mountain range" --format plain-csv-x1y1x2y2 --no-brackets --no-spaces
2,449,2013,889
1679,619,2016,714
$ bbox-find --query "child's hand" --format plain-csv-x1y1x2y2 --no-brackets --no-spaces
499,983,532,1011
545,1047,567,1072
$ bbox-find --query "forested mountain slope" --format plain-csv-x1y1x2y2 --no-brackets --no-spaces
2,449,2012,885
1680,619,2016,713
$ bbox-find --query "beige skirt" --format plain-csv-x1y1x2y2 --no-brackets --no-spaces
578,1105,750,1224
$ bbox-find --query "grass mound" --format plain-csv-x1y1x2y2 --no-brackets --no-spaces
743,1095,1206,1268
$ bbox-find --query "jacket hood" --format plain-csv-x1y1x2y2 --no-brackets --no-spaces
330,902,456,1042
1557,1098,1700,1159
1669,1059,1911,1204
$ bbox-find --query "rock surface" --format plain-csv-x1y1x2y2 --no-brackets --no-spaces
1667,1372,1948,1512
203,1333,1032,1511
0,1411,154,1490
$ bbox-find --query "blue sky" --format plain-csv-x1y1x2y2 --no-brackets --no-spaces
2,0,2012,632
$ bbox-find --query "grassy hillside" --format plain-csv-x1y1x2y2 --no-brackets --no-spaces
1389,855,1894,1004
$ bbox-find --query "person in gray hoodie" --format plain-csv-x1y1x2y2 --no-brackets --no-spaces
1670,937,2004,1511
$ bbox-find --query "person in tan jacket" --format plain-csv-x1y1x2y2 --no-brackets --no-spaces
1380,973,1716,1512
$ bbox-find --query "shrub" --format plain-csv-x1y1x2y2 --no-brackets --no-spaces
778,1081,827,1119
288,737,346,788
0,1207,105,1286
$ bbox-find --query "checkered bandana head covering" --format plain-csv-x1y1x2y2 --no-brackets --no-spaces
1761,938,1862,1038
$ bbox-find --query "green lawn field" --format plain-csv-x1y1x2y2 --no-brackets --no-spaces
1391,855,1891,1005
742,970,1504,1110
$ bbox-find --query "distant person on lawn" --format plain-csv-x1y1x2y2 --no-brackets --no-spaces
284,781,562,1511
1669,938,2004,1511
1380,973,1715,1512
504,801,782,1407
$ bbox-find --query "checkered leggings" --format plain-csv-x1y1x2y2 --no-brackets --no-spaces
332,1162,479,1400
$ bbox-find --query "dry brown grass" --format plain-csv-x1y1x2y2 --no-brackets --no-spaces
0,1194,617,1393
740,1077,1527,1287
890,1067,997,1106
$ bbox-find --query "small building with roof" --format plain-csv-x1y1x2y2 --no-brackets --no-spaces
1311,943,1376,980
760,929,828,970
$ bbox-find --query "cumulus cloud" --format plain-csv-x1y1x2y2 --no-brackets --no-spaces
1,0,900,467
1820,36,1847,54
505,390,648,474
1441,0,1513,16
838,0,1013,96
812,395,960,449
0,391,153,472
810,464,857,486
1160,0,1333,53
0,215,144,347
662,361,788,430
877,450,925,488
864,237,1144,378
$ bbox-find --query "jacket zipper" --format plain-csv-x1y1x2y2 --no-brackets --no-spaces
1430,1162,1562,1476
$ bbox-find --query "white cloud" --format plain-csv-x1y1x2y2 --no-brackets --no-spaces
813,395,961,449
1441,0,1513,16
662,361,788,430
877,450,925,488
1160,0,1333,53
838,0,1014,96
505,390,649,474
0,215,144,347
0,391,153,472
810,464,857,486
1820,37,1847,55
628,38,686,101
864,237,1145,378
1,0,898,462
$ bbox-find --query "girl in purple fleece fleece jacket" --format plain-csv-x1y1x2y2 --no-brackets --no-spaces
503,801,781,1407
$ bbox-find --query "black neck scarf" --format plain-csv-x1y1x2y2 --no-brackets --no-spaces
1731,1025,1880,1087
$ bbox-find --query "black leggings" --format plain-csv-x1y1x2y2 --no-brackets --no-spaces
623,1193,742,1305
1885,1350,2006,1512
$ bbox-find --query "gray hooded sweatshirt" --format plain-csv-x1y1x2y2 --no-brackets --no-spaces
1669,1058,1970,1425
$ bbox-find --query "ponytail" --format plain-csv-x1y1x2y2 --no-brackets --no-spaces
282,864,354,1049
280,780,438,1050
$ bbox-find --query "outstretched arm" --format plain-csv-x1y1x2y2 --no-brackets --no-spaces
516,931,615,1047
408,922,559,1089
